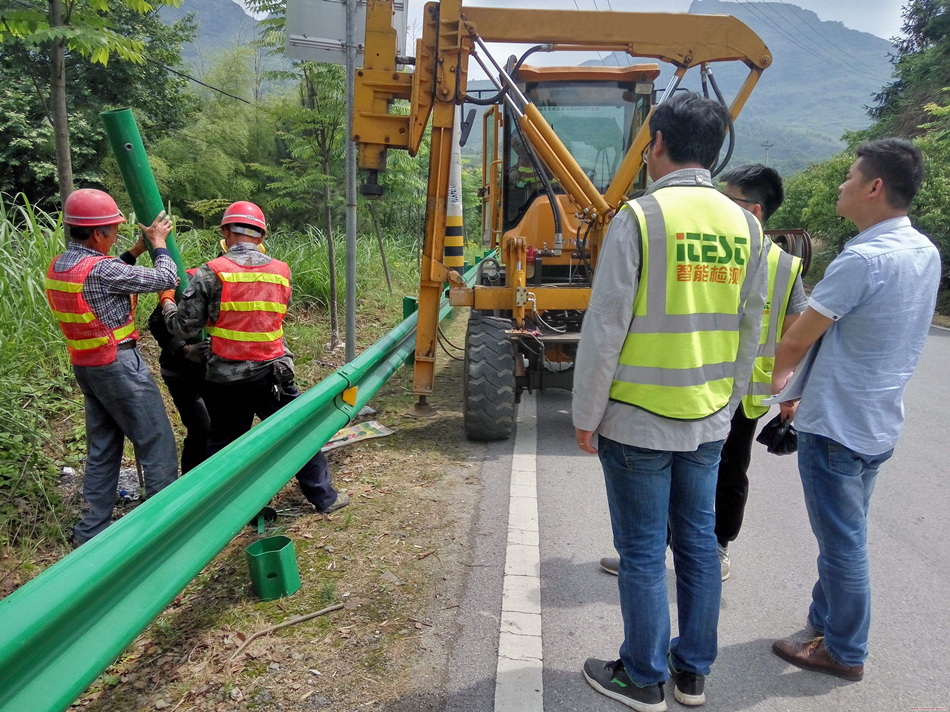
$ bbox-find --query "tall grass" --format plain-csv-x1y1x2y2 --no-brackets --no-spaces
0,194,78,547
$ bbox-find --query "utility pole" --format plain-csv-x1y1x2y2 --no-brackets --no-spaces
761,139,774,168
344,0,357,362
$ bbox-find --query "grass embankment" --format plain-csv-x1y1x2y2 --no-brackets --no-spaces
0,192,435,588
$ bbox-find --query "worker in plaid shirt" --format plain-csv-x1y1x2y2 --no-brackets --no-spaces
45,189,180,544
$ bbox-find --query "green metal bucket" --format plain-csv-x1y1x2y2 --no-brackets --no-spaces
245,536,301,601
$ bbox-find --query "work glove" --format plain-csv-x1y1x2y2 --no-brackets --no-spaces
158,289,176,306
183,341,210,364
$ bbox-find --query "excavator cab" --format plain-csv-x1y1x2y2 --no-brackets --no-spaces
471,64,663,419
502,65,659,233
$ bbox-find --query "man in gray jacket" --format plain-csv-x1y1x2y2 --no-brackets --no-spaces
574,94,768,710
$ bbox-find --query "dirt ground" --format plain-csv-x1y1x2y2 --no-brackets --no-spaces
63,310,483,712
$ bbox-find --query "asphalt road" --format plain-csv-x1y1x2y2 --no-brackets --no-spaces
443,327,950,712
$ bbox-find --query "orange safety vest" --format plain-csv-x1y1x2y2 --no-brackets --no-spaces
205,255,290,361
45,255,139,367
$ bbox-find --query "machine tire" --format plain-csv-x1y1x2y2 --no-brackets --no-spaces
464,313,515,441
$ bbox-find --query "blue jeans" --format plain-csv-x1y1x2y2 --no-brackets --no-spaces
72,349,179,542
599,436,724,685
798,431,892,667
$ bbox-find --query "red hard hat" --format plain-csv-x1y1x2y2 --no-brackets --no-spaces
221,201,267,233
63,189,126,227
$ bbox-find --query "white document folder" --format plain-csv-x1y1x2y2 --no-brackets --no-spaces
761,339,821,406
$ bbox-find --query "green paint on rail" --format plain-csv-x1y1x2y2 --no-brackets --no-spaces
0,252,494,712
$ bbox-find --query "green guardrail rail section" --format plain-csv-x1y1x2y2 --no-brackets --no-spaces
0,254,490,712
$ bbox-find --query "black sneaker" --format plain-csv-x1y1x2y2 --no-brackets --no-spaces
583,658,667,712
667,655,705,706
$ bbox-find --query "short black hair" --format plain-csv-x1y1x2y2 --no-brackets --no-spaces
649,92,732,170
854,138,924,210
68,225,95,241
720,164,785,222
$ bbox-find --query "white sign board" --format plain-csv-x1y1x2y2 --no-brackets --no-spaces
286,0,408,65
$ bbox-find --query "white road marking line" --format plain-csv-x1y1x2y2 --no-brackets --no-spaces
494,392,543,712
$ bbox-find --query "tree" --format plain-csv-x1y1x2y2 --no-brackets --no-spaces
770,152,856,253
870,0,950,136
248,63,347,349
0,7,197,203
243,0,348,348
0,0,181,206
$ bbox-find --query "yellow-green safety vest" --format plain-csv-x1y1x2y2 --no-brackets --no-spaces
740,241,803,419
609,186,765,420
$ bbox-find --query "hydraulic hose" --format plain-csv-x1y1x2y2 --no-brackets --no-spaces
706,68,735,178
462,45,546,106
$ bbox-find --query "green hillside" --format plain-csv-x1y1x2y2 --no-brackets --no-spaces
158,0,258,65
677,0,895,174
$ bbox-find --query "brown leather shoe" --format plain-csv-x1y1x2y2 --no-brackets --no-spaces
771,636,864,681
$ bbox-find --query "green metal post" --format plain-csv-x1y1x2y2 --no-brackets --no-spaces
402,296,419,367
100,108,190,299
402,296,419,320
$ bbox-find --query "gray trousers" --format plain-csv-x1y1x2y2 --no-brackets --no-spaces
72,348,178,542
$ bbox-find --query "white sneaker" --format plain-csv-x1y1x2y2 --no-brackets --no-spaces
717,544,731,581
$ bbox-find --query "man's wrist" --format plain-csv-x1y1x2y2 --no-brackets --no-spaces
154,247,171,258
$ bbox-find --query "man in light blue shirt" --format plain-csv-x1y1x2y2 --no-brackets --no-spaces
769,139,940,682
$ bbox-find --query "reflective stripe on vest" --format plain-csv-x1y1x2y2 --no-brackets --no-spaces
45,254,139,367
219,301,287,314
207,255,291,361
608,188,764,420
741,243,802,418
218,272,290,287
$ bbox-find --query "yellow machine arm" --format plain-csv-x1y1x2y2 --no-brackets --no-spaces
353,0,771,403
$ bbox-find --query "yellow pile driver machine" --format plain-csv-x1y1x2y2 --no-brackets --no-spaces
354,0,774,440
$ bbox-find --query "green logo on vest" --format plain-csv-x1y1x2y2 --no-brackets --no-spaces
675,233,747,266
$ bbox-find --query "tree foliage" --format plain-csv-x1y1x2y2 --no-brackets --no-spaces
0,0,155,65
0,6,197,200
870,0,950,136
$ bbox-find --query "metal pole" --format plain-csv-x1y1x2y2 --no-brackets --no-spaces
100,108,190,299
444,106,465,274
345,0,358,363
761,140,774,168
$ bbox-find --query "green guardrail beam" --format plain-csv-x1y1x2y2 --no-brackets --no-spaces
101,108,191,299
0,254,493,712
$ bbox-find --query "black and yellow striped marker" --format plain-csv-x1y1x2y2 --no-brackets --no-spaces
444,215,465,273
